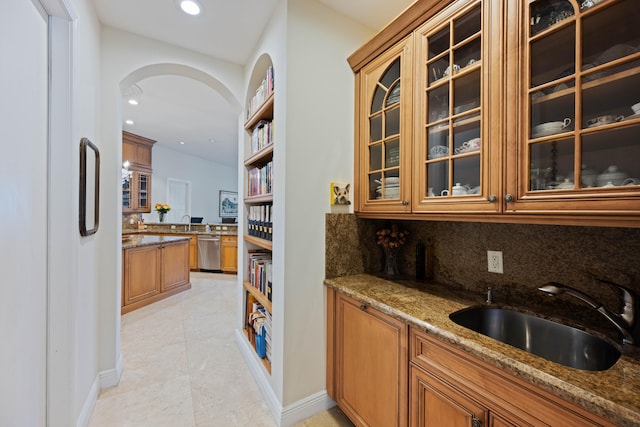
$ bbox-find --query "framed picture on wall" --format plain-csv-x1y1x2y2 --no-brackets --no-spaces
219,190,238,218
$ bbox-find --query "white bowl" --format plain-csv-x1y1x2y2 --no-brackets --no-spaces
532,121,569,138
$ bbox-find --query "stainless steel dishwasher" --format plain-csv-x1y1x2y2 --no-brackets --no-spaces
197,235,221,270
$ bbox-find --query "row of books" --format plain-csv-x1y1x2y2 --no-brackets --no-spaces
247,161,273,197
248,250,272,302
251,120,273,155
246,66,274,120
247,204,273,241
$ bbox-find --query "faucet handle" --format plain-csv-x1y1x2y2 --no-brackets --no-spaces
596,279,636,326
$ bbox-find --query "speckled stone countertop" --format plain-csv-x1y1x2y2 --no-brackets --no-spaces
122,234,191,249
325,274,640,427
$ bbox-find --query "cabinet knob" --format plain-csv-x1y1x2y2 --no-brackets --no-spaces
488,195,497,203
472,417,482,427
359,304,367,311
504,194,514,203
402,199,409,206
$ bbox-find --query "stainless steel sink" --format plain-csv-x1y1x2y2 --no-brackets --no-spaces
449,306,621,371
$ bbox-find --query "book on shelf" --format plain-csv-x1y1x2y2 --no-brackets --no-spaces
247,204,272,241
247,161,273,197
251,120,273,155
247,250,272,301
246,66,274,120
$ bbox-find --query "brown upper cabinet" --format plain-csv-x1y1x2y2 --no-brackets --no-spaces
122,131,155,213
351,0,640,227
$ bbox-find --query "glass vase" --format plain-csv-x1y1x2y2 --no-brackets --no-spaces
383,247,400,278
158,212,166,222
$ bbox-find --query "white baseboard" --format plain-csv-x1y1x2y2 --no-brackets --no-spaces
76,376,99,427
235,329,282,422
234,329,336,427
99,352,124,389
281,390,335,427
76,354,123,427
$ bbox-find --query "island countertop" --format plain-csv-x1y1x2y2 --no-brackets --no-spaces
122,234,191,250
324,274,640,427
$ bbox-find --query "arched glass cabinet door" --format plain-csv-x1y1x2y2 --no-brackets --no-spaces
512,0,640,214
357,37,412,213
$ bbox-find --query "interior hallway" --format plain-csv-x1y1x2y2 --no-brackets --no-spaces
88,272,353,426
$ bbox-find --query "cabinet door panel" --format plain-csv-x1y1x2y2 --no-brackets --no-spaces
507,0,640,214
356,37,413,213
335,293,407,427
410,364,486,427
161,241,189,292
413,0,502,213
123,246,160,305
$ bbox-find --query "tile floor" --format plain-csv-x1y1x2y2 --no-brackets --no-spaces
88,272,354,427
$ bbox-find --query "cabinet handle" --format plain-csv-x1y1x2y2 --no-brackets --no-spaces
472,417,482,427
504,194,514,203
487,195,497,203
359,304,367,311
402,199,409,206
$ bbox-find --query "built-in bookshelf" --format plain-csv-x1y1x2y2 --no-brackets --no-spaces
243,63,274,373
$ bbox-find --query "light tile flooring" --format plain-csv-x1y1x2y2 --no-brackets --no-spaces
88,272,354,427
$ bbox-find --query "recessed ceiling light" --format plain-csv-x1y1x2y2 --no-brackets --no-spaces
208,138,216,143
128,99,138,105
125,120,134,125
179,141,185,145
179,0,202,15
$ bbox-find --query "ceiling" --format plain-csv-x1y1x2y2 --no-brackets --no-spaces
93,0,415,166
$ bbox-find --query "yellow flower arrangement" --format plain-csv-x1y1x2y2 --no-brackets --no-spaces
155,203,171,214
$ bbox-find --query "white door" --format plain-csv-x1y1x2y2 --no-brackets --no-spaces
0,1,49,425
168,178,191,223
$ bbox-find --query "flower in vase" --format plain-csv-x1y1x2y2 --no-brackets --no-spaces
376,224,409,250
154,203,171,214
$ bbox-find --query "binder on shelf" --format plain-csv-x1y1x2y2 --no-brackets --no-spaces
247,204,273,241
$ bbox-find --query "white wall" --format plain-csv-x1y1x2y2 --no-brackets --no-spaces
282,0,371,407
3,0,105,425
0,2,48,424
142,145,238,224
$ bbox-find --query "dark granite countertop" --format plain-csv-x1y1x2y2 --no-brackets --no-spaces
123,229,237,237
122,234,191,249
324,274,640,427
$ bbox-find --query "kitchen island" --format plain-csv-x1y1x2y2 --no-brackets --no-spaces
325,274,640,427
122,235,191,314
123,222,238,273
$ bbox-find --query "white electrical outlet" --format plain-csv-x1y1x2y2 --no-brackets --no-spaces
487,250,503,274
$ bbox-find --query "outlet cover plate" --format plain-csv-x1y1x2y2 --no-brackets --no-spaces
487,250,503,274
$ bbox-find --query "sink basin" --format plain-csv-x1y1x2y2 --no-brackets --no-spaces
449,306,621,371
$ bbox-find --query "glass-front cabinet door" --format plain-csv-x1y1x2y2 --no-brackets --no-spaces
507,0,640,214
413,0,502,213
356,37,412,213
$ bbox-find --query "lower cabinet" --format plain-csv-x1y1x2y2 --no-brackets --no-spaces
327,288,408,427
328,288,617,427
122,239,191,314
220,235,237,273
409,328,616,427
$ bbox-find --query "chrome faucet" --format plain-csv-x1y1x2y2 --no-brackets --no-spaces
181,214,191,231
538,281,637,345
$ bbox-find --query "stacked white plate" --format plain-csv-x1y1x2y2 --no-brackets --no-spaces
375,183,400,198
